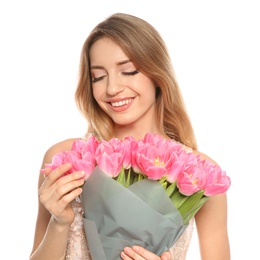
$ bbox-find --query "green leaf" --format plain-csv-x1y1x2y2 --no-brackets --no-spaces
125,169,132,188
116,167,126,187
182,196,208,225
159,176,167,185
178,190,207,225
137,173,145,182
160,180,168,189
129,170,145,185
170,191,188,209
166,182,176,197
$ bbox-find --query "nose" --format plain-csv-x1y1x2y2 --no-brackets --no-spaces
106,74,124,96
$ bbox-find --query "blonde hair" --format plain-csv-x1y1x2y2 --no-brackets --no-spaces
75,13,197,150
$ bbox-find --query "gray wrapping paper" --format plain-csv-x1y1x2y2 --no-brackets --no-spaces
81,167,187,260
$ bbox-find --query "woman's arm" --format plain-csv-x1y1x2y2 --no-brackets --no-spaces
194,151,230,260
195,193,230,260
30,140,85,260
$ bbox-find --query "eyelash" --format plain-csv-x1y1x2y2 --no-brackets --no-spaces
92,76,105,83
122,70,139,76
92,70,139,83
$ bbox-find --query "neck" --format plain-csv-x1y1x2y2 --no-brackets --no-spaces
113,124,167,140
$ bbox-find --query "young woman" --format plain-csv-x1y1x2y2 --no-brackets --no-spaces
30,13,230,260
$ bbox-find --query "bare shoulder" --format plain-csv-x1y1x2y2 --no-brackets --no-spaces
195,150,219,166
42,137,80,165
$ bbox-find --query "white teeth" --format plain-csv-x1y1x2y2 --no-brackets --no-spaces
111,99,133,107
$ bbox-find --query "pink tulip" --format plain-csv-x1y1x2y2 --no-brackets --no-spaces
201,159,231,196
72,135,99,157
164,143,187,183
142,132,164,144
72,135,99,180
130,138,144,174
42,132,231,226
177,165,207,196
43,136,99,180
43,132,231,204
122,136,136,169
44,150,83,177
95,138,125,177
135,141,174,180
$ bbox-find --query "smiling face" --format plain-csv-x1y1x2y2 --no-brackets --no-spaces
90,37,160,138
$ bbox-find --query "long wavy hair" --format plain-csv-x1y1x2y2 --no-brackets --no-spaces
75,13,197,150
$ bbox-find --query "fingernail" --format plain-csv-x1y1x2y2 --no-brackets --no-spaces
133,245,139,251
124,247,131,253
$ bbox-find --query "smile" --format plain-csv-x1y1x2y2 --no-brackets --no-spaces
111,98,133,107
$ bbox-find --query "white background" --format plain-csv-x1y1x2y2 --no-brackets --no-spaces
1,1,259,259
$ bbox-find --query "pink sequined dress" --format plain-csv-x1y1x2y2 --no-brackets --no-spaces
65,196,194,260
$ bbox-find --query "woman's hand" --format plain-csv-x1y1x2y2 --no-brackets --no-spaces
39,163,85,226
121,246,172,260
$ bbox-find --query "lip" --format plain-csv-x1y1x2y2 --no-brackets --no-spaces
106,97,134,112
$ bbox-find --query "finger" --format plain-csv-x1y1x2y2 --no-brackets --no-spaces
41,167,52,178
40,174,84,216
121,247,137,259
49,185,83,216
132,246,163,260
160,251,172,260
39,167,84,205
120,250,132,260
53,171,85,197
44,170,84,202
122,246,158,260
44,163,72,185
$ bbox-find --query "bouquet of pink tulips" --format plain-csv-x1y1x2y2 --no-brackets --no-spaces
43,133,231,259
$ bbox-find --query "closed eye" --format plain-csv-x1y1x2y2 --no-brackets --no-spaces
92,70,138,83
92,75,106,83
122,70,139,76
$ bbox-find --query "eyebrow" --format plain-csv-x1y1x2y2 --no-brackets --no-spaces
91,60,132,69
117,59,131,65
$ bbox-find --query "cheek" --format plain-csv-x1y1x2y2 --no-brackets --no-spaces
135,75,156,91
92,86,107,110
92,86,101,102
137,78,157,97
143,84,157,104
